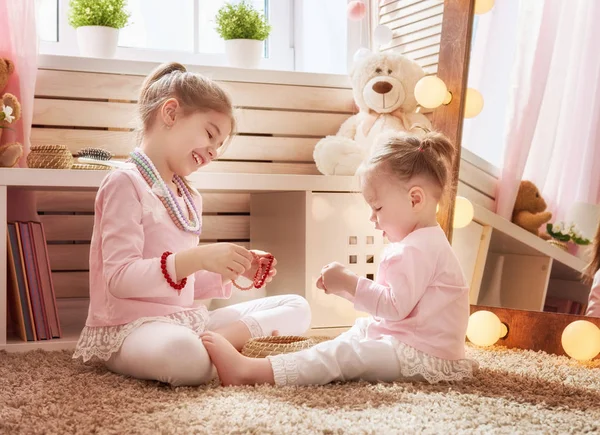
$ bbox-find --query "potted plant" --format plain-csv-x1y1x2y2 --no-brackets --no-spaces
215,1,272,69
68,0,130,58
546,221,591,255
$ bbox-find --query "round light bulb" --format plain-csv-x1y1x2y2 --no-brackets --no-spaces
347,1,367,21
561,320,600,361
466,310,508,347
414,76,451,109
453,196,474,228
464,88,484,118
373,24,393,46
474,0,495,14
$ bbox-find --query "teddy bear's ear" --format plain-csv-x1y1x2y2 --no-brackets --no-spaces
3,59,14,75
349,48,372,78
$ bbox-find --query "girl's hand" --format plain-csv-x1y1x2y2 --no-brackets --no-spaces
316,262,359,297
196,243,253,282
242,249,277,284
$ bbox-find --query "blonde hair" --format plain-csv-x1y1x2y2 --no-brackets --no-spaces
138,62,236,150
361,131,456,196
136,62,235,192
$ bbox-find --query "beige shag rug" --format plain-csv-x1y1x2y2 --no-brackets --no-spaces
1,345,599,434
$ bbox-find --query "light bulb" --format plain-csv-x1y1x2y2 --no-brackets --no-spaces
347,1,366,21
373,24,393,46
414,76,452,109
453,196,474,228
474,0,495,14
464,88,484,118
466,310,508,347
561,320,600,361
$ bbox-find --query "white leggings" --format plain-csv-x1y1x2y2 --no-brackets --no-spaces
267,317,477,386
105,294,311,386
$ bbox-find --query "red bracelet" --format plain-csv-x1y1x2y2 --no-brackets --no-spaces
232,252,275,291
161,251,186,295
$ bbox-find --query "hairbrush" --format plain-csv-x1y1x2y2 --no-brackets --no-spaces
77,147,130,169
77,147,113,160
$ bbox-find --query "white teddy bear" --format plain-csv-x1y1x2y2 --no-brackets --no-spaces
313,51,432,175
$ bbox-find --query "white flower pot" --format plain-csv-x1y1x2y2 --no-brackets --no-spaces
224,39,263,69
76,26,119,58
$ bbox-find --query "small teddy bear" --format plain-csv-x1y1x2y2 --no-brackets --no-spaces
512,180,552,239
0,58,24,168
313,51,432,176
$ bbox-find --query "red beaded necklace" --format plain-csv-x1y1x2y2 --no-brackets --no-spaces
233,252,274,291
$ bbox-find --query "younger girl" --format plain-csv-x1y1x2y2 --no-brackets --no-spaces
584,221,600,317
72,62,311,386
202,131,478,386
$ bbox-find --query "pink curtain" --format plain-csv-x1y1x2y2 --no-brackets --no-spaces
0,0,38,163
0,0,39,221
495,0,600,223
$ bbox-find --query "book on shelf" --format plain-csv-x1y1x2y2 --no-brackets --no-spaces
6,221,62,342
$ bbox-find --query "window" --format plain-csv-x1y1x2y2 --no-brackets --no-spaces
118,0,196,52
35,0,357,74
461,5,520,169
118,0,267,54
35,0,58,42
196,0,266,54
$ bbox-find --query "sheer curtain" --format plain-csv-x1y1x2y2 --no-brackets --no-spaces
494,0,600,223
0,0,39,221
461,0,520,168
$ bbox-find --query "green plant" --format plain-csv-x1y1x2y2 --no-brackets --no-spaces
215,1,271,41
546,222,591,245
68,0,130,29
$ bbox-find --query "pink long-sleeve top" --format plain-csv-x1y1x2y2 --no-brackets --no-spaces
353,225,470,361
586,270,600,317
84,167,231,327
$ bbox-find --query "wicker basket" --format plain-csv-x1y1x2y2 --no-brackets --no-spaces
27,144,74,169
241,335,332,358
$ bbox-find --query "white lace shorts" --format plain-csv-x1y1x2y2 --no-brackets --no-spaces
72,308,208,362
268,317,479,385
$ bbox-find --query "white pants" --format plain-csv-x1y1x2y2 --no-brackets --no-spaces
267,317,477,386
105,294,311,387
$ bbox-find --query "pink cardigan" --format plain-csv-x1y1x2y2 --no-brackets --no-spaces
84,168,231,327
353,226,470,361
586,270,600,317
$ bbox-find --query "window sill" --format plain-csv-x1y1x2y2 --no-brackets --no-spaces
37,54,352,88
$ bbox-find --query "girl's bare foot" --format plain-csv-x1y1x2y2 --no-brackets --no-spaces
201,331,275,386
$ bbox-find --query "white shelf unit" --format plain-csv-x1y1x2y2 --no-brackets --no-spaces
453,203,590,312
1,166,552,351
6,298,88,352
0,168,359,352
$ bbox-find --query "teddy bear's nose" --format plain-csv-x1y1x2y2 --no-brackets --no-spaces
372,81,393,94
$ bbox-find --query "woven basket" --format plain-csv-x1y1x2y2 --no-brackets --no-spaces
27,144,74,169
241,335,332,358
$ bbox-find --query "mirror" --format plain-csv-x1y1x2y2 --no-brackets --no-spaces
457,0,600,317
